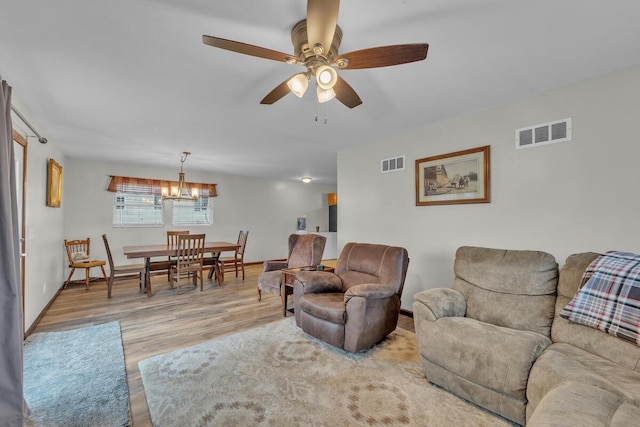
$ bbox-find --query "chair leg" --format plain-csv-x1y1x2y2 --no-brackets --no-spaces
107,275,114,299
85,268,90,290
63,268,76,288
257,287,261,301
100,265,108,285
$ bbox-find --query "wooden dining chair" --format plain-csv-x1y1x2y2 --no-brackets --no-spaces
169,234,206,294
221,230,249,280
166,230,189,281
64,237,108,290
102,234,146,299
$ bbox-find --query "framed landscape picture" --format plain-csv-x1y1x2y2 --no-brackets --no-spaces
415,145,490,206
47,158,62,207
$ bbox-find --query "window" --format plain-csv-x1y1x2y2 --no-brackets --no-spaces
172,197,213,225
107,175,217,227
113,193,163,227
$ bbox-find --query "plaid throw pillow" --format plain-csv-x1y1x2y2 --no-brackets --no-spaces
560,251,640,346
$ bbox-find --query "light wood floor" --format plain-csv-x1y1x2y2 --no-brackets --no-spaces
32,262,415,426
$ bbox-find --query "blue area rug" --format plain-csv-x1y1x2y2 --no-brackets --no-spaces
23,322,131,427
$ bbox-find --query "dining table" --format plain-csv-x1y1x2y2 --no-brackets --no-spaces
123,241,239,297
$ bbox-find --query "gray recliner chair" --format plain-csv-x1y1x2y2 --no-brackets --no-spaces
413,246,558,426
294,242,409,353
257,233,326,301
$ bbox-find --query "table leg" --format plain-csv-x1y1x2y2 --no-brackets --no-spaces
207,255,215,279
145,257,152,297
216,261,224,286
207,252,224,285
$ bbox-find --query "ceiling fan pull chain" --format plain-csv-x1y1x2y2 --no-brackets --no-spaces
324,100,328,124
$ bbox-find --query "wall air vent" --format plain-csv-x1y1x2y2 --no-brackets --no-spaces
515,118,572,150
381,155,405,173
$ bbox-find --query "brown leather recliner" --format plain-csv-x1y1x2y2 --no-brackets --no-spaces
257,233,326,301
293,242,409,353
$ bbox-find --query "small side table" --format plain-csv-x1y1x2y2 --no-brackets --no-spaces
281,266,334,317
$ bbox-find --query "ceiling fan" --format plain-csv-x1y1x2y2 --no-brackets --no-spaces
202,0,429,109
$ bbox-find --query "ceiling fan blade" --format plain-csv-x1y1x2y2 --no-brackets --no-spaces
335,44,429,70
333,76,362,109
306,0,340,57
260,78,293,105
203,35,294,63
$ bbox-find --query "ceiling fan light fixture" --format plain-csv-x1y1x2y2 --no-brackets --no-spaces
317,86,336,103
287,73,309,98
315,65,337,90
202,2,429,109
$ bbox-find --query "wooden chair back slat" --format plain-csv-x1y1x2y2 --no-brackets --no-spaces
221,230,249,280
237,230,249,256
167,230,190,247
177,234,206,269
171,234,206,294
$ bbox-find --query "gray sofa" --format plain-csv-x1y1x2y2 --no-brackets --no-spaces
414,247,640,426
526,252,640,426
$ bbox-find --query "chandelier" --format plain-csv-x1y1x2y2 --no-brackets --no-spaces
162,151,198,201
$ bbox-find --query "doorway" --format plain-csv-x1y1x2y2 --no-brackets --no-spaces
13,130,27,328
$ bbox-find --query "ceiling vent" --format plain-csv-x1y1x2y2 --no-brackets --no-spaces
515,118,572,150
381,155,405,173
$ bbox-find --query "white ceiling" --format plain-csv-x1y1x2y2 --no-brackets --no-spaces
2,0,640,185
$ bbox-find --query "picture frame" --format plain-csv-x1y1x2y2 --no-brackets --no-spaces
47,158,62,207
415,145,490,206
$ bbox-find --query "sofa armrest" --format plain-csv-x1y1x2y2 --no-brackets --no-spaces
295,271,342,294
344,284,396,303
263,260,288,272
413,288,466,321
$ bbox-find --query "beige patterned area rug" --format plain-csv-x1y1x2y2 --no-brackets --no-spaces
139,318,513,426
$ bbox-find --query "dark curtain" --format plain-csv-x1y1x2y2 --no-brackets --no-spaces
0,79,25,426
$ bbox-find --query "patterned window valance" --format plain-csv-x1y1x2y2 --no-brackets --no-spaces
107,175,217,197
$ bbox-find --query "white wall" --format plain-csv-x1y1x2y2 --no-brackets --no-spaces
338,64,640,310
63,158,336,271
12,115,67,331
